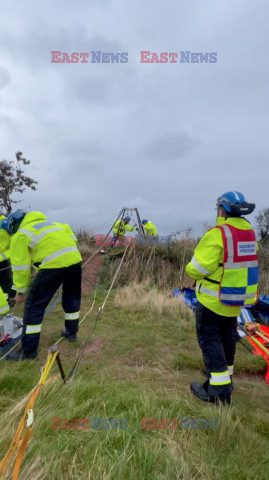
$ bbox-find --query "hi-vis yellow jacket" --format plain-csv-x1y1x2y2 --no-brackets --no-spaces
10,212,82,293
113,220,135,237
143,221,157,236
0,215,10,263
185,217,258,317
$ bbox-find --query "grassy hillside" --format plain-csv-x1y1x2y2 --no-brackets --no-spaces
102,239,269,294
1,283,269,479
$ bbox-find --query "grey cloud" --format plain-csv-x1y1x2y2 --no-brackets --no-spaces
1,0,269,236
0,66,10,89
145,132,200,161
0,28,126,69
69,75,112,104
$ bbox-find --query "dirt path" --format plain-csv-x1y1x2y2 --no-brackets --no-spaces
81,253,104,294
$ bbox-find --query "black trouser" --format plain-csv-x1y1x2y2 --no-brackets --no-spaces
21,262,82,354
195,301,237,392
0,260,16,299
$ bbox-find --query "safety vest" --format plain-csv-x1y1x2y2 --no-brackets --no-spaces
113,220,134,236
10,212,81,293
0,216,10,263
218,224,258,307
143,222,157,236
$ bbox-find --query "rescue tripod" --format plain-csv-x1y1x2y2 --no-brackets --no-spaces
103,207,145,251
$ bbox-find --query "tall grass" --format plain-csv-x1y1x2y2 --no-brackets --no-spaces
104,238,269,294
114,281,193,319
105,238,196,290
257,244,269,294
75,229,96,255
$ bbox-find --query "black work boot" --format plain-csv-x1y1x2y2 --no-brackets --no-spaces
190,381,231,405
61,328,77,342
6,348,37,361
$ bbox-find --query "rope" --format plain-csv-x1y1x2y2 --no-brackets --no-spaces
66,244,130,381
82,275,106,292
100,245,129,310
0,339,21,361
82,210,124,267
0,350,59,480
0,264,12,272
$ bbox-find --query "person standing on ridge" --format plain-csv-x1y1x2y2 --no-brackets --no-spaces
2,210,82,361
111,216,136,247
185,191,258,404
141,219,157,236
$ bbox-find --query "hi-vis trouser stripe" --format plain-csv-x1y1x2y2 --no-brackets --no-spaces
65,311,80,320
12,285,28,293
41,247,78,265
228,365,234,376
209,371,231,385
26,324,42,334
190,257,211,275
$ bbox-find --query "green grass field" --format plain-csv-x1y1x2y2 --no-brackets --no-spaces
0,286,269,480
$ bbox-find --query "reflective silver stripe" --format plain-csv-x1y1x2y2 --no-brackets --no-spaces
0,304,9,314
221,224,234,264
29,227,64,248
196,286,218,297
12,264,30,271
232,191,240,201
13,286,27,293
32,221,54,230
228,366,234,375
41,247,78,265
220,292,256,301
209,371,231,385
26,324,42,334
19,228,36,241
241,308,252,323
70,235,77,240
225,260,258,269
0,253,6,261
65,312,80,320
191,257,210,275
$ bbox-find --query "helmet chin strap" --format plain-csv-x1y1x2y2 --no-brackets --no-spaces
217,206,227,219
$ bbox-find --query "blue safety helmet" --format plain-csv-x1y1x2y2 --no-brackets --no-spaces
141,219,148,224
217,191,255,216
0,217,9,232
123,216,131,222
217,191,245,212
4,209,26,234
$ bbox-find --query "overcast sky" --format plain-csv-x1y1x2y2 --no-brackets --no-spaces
0,0,268,236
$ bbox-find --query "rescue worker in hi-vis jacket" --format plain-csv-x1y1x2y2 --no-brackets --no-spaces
0,215,16,302
1,210,82,361
111,216,136,246
0,217,21,343
141,219,157,236
186,191,258,404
